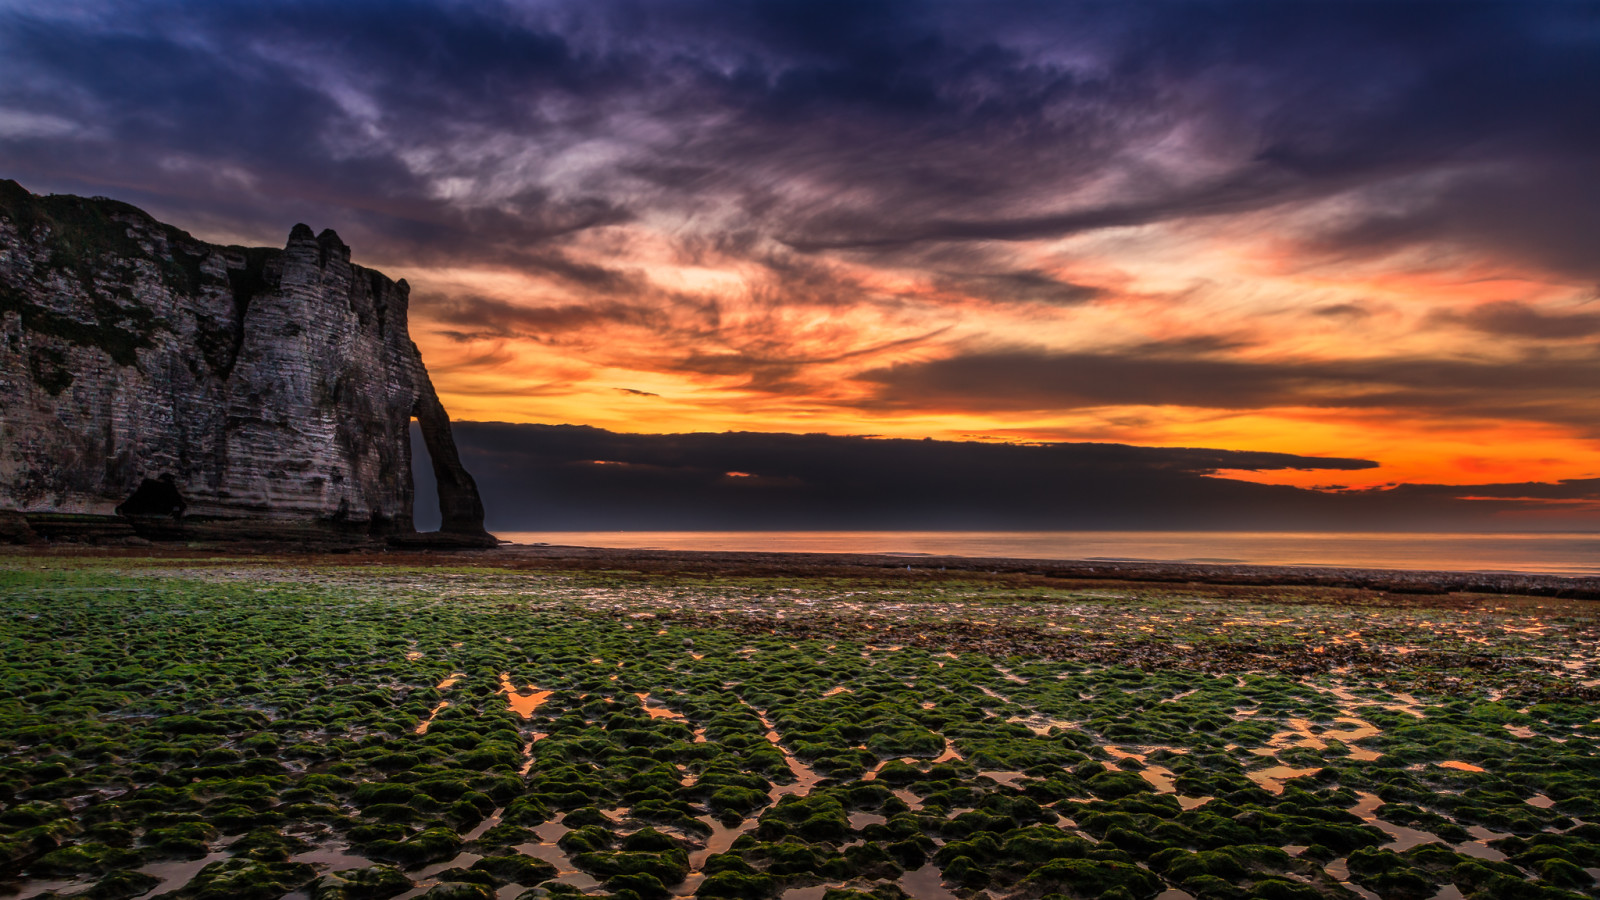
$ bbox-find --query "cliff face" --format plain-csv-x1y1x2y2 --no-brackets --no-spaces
0,179,490,543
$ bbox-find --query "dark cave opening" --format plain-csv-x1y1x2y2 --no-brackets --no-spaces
117,474,187,518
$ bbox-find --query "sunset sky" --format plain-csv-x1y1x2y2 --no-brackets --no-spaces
3,0,1598,527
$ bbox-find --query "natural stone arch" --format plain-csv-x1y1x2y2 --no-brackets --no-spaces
412,381,488,538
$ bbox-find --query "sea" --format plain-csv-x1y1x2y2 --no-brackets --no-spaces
494,531,1600,577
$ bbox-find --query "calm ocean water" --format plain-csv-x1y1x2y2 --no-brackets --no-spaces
495,531,1600,576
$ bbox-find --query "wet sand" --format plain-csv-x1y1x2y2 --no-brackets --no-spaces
9,540,1600,601
490,542,1600,599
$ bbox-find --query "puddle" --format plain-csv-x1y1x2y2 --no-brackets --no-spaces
465,808,504,842
417,852,482,879
1526,794,1554,808
770,749,823,800
1008,716,1056,736
498,674,553,719
752,708,824,800
11,876,92,900
135,847,232,897
291,844,378,872
1102,747,1180,794
1438,760,1485,773
1322,717,1381,743
514,822,601,893
849,811,887,830
781,887,843,900
673,814,765,897
405,651,425,661
533,822,568,843
669,708,824,896
688,814,757,869
1457,825,1510,861
995,666,1029,684
1350,792,1441,851
977,770,1028,788
416,700,450,734
892,788,925,812
1105,746,1148,764
1138,765,1177,794
1246,764,1321,795
1257,716,1381,758
635,692,689,721
899,863,960,900
1318,683,1426,719
1323,858,1382,900
436,673,465,690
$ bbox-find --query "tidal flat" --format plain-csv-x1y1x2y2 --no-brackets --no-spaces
3,554,1599,900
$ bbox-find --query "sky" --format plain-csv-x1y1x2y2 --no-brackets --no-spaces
3,0,1599,529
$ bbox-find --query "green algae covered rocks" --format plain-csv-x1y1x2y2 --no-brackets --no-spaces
2,557,1599,900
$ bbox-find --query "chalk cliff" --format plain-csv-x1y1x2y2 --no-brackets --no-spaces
0,180,491,544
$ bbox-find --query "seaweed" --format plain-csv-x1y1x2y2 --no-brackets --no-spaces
1,558,1597,900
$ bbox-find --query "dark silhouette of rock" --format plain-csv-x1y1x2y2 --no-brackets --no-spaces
0,509,34,544
0,179,492,545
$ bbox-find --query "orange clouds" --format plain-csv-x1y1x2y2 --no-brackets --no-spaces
394,190,1600,503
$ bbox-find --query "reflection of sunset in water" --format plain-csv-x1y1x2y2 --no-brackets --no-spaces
498,673,554,719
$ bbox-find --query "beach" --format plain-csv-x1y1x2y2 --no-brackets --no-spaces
3,548,1598,900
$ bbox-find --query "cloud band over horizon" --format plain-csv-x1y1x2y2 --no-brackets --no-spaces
413,423,1600,532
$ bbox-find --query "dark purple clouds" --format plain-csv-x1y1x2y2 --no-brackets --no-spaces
855,344,1600,432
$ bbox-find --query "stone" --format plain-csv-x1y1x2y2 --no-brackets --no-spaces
0,508,34,543
0,180,490,544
